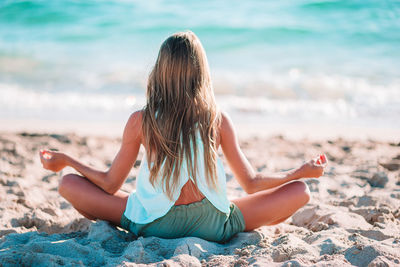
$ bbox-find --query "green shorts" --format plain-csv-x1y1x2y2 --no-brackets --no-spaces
120,198,246,243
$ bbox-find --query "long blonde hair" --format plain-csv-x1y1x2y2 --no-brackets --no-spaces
142,31,221,200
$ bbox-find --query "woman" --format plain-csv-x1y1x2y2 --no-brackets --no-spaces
39,31,326,243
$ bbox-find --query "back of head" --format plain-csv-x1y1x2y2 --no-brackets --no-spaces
142,31,221,199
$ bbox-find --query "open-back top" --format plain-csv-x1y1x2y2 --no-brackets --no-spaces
123,131,230,224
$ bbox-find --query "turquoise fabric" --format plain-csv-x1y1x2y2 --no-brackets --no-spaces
124,131,231,224
120,198,245,243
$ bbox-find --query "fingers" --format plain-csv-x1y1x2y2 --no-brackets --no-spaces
39,149,54,170
315,154,328,177
314,154,327,167
43,152,52,159
304,156,325,178
39,149,53,160
320,154,327,164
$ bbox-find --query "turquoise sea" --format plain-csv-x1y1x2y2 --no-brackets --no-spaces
1,0,399,129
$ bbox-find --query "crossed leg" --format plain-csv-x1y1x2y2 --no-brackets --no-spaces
58,173,129,226
232,180,310,231
58,174,310,231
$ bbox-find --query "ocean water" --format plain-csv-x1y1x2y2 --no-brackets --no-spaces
1,0,399,130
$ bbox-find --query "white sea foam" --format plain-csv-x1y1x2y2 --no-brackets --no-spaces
1,71,399,130
0,83,145,122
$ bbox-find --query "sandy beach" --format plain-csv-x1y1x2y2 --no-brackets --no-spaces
1,129,399,266
1,0,399,265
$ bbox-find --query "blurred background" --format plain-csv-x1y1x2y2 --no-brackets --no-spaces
1,0,399,136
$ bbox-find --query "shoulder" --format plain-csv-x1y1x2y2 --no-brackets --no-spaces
123,110,143,143
219,111,234,134
219,111,237,144
127,110,143,126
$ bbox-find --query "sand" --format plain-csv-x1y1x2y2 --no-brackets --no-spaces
1,131,400,266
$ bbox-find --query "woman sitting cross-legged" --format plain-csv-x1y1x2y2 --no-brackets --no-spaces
39,31,327,243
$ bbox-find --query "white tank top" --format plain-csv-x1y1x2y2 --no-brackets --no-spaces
123,132,231,224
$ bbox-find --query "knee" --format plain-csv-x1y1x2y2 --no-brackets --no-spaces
58,173,79,198
288,180,311,206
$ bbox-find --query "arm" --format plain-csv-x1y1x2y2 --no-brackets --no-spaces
219,112,325,194
39,111,143,194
